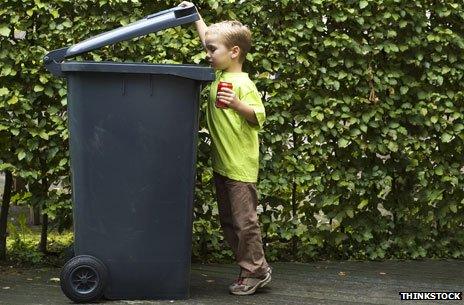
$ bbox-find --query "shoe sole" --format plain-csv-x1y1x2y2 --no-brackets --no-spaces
260,267,272,288
260,273,272,288
230,273,272,296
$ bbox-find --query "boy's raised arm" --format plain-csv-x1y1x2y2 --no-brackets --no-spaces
179,1,208,49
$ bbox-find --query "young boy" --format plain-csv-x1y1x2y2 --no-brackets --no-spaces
179,1,271,296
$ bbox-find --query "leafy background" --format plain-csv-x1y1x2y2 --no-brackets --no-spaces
0,0,463,263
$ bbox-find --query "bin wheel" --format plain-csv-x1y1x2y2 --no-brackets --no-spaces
60,255,108,303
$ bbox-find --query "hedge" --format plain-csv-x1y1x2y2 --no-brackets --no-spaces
0,0,463,262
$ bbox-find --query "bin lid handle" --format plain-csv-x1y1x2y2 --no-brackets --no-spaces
44,5,199,76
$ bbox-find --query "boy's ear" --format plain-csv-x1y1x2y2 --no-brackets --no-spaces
230,46,241,60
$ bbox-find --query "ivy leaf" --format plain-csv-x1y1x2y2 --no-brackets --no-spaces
50,10,59,18
346,208,354,218
0,163,14,171
0,87,9,96
441,133,452,143
359,1,368,9
338,138,350,148
7,95,18,105
262,59,272,71
34,85,44,92
435,166,444,176
18,150,26,161
0,24,10,37
39,131,49,140
400,86,409,94
358,199,369,210
387,142,398,152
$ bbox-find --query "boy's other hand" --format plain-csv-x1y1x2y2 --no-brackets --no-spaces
217,88,240,110
178,1,195,7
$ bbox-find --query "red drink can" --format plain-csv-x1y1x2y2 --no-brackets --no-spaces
215,81,233,109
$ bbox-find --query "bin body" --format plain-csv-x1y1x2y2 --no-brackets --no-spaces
64,62,210,299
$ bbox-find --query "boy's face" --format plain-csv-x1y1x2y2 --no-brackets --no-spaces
205,32,236,70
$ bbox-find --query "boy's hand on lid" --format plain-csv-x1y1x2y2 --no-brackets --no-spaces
179,1,195,7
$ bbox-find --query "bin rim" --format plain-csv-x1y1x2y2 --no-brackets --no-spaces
61,61,215,81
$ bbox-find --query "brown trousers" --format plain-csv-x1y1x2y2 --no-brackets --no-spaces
213,172,268,278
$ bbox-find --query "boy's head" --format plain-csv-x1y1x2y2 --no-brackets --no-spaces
205,20,251,70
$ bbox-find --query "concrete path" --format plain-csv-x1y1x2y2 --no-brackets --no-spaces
0,260,463,305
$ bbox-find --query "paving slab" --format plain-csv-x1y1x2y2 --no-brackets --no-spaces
0,260,463,305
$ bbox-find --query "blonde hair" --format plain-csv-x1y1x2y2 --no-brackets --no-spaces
207,20,252,63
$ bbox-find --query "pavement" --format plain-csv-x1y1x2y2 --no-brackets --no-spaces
0,260,463,305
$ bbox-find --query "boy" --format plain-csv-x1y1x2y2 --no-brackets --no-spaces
179,1,271,296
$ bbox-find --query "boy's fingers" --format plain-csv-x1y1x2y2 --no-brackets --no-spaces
219,88,236,97
217,92,233,99
179,1,194,7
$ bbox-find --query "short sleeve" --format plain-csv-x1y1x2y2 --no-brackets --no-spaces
240,88,266,130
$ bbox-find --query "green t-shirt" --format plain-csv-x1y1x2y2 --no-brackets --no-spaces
206,71,266,183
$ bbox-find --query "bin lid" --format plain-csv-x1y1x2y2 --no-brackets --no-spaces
44,5,212,78
61,61,214,81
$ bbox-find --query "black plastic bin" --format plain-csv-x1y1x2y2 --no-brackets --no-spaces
44,6,214,302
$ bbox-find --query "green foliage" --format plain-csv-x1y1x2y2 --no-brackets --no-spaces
6,215,43,264
1,0,463,262
6,214,73,265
